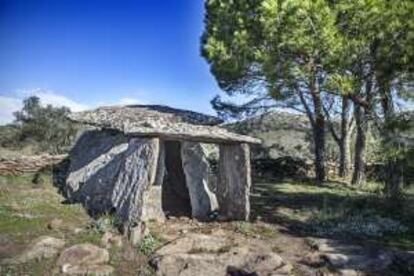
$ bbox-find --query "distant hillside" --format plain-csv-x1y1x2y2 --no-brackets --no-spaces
225,112,314,160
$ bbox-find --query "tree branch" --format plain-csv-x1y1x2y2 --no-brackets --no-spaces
323,102,340,144
296,84,315,126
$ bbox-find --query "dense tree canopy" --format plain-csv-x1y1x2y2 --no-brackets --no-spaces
202,0,346,183
202,0,414,188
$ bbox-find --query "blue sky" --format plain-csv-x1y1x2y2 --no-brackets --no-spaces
0,0,222,124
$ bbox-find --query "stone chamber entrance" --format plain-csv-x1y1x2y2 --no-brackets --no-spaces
161,140,192,218
143,138,221,223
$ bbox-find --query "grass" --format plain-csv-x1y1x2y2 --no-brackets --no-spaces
0,171,151,275
0,172,90,244
0,172,94,275
251,179,414,250
138,234,165,256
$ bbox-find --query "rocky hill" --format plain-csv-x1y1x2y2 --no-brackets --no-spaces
225,111,314,161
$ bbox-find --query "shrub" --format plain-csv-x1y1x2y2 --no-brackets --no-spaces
10,96,78,154
138,234,163,256
89,214,120,234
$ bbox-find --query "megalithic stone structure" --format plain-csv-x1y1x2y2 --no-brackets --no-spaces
64,105,260,244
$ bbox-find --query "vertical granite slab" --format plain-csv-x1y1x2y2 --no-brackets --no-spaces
181,141,218,220
111,137,160,228
217,143,251,221
65,130,128,216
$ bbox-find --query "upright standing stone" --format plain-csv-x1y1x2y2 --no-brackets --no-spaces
141,186,165,222
217,143,251,220
111,138,160,228
65,130,128,216
141,141,166,222
181,141,218,220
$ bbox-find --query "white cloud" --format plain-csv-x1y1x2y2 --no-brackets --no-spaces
20,89,89,112
95,97,146,107
0,89,146,125
0,96,23,124
117,97,143,105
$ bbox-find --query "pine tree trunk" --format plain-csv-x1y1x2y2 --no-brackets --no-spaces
381,88,404,197
339,97,351,178
339,132,351,178
352,104,367,185
310,72,326,184
298,60,326,184
313,119,326,184
384,159,404,198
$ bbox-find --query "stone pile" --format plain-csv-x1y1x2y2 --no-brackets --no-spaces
0,154,67,175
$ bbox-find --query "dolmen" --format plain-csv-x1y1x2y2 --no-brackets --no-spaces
65,105,260,243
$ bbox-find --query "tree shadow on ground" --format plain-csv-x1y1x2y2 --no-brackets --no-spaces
249,178,414,274
250,178,414,246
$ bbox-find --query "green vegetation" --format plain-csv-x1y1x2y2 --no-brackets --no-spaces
251,180,414,250
202,0,414,192
0,172,412,274
88,214,122,234
0,2,413,274
0,96,78,156
0,172,89,243
0,172,156,275
138,234,164,256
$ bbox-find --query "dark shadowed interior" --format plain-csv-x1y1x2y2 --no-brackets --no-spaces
161,140,192,217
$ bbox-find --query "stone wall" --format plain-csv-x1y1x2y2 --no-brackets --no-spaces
0,154,67,175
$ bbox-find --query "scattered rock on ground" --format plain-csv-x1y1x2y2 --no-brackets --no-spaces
155,233,230,256
310,238,394,274
2,236,65,264
151,233,292,276
47,218,64,230
73,227,84,234
57,243,113,275
127,222,149,245
0,234,19,260
391,251,414,275
61,264,114,275
101,231,123,249
336,269,361,276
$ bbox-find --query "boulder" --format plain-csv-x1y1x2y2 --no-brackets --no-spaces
311,238,394,273
57,243,109,268
155,233,230,256
390,251,414,275
101,231,123,249
3,236,65,264
151,233,292,276
61,264,114,275
127,222,149,246
0,234,20,260
47,218,64,230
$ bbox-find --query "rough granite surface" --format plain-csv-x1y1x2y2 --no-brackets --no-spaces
69,105,261,144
